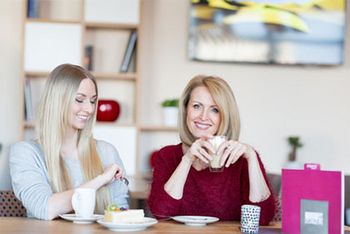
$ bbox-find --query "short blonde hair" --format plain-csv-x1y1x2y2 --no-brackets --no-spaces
178,75,240,147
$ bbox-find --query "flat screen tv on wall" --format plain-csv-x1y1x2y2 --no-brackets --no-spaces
188,0,346,66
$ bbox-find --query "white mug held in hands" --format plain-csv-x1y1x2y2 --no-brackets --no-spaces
208,135,226,172
72,188,96,218
240,205,261,233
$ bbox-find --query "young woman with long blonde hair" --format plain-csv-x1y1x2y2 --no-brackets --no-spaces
10,64,128,220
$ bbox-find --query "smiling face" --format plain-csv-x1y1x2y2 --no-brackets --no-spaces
68,78,97,133
186,86,221,138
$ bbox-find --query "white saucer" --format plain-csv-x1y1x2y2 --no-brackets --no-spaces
97,217,158,232
59,214,103,224
172,215,219,226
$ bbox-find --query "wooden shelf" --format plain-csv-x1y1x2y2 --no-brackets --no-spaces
93,72,137,81
25,121,136,129
25,71,137,81
128,176,151,200
139,125,178,132
25,71,49,78
95,122,136,128
85,22,138,30
26,18,81,24
24,121,34,128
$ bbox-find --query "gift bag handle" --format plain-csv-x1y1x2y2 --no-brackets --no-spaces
304,163,320,170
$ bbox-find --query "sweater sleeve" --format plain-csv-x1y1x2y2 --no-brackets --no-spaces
96,140,129,209
147,146,183,218
240,153,275,225
9,141,52,220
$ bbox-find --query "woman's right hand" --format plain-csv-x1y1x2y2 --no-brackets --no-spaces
101,164,123,185
183,138,214,170
79,164,124,192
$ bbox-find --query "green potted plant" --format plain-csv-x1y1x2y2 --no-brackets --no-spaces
288,136,303,162
161,99,179,108
161,98,179,126
285,136,303,169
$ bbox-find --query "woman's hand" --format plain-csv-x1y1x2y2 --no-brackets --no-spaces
217,140,257,168
101,164,123,185
183,138,214,170
79,164,124,194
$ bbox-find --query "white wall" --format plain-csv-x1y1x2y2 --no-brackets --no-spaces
0,0,350,188
139,0,350,173
0,0,23,189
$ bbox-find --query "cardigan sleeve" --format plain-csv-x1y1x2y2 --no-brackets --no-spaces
147,146,183,219
240,153,276,225
96,140,129,209
9,141,52,220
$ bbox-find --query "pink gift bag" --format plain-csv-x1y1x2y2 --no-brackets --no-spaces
282,163,344,234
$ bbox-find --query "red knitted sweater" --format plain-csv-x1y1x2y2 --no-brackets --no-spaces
148,143,275,225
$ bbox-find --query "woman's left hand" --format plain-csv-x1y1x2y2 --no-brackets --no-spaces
217,140,256,168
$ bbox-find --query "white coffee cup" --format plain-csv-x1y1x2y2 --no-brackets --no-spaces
71,188,96,218
208,135,226,172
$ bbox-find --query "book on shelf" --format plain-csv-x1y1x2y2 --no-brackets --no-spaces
27,0,39,18
120,31,137,73
24,78,46,122
24,78,33,121
84,45,94,71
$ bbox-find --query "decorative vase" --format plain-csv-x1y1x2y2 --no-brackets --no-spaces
96,99,120,122
162,107,178,126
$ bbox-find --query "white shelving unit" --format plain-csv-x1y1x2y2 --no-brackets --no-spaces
21,0,141,176
21,0,180,179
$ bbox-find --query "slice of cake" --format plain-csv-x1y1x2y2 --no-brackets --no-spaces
104,204,145,223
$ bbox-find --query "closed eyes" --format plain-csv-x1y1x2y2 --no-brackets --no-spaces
75,98,97,104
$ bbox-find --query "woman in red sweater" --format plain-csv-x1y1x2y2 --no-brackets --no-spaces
148,75,275,225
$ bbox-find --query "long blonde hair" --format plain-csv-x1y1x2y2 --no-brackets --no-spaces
36,64,109,213
179,75,241,147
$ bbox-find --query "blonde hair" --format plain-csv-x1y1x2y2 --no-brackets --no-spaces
179,75,241,147
36,63,109,213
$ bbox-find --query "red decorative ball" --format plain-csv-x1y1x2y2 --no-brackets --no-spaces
96,99,120,122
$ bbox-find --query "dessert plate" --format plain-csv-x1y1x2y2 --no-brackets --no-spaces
59,214,103,224
97,217,158,232
172,215,219,226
